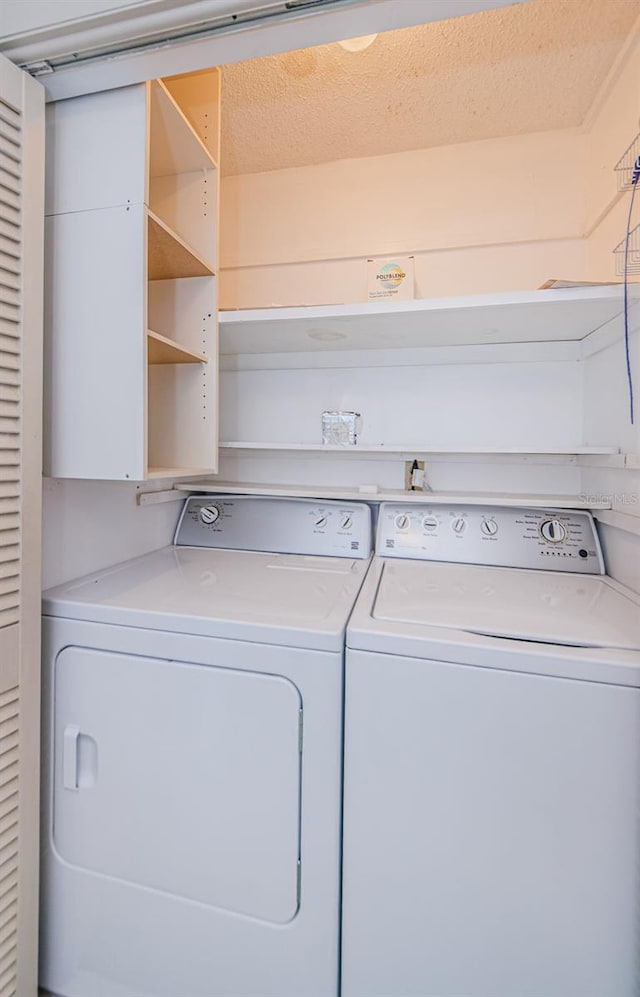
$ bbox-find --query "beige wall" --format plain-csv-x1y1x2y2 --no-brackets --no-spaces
220,128,587,307
585,26,640,281
219,17,639,308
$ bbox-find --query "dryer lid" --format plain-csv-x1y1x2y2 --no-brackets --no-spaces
372,560,640,651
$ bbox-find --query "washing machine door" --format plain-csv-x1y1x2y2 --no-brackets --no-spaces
52,646,302,923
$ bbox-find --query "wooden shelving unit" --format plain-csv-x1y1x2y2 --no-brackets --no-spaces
44,68,220,482
147,330,208,365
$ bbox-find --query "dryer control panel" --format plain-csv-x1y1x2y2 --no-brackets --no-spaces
377,504,604,573
175,496,372,559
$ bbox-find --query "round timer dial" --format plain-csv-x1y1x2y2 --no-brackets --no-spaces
200,504,221,526
540,519,567,543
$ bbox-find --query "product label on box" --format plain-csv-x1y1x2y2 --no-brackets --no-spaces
367,256,414,301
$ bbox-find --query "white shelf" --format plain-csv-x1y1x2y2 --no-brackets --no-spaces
173,480,612,510
147,329,208,365
219,286,625,356
149,79,217,177
220,442,619,458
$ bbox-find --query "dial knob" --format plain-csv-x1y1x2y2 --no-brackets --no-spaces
200,504,221,526
422,516,438,531
340,515,353,530
452,517,466,535
395,514,411,531
481,518,498,537
540,519,566,543
315,515,328,528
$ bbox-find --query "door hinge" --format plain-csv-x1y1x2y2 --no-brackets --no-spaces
298,708,303,753
23,60,54,77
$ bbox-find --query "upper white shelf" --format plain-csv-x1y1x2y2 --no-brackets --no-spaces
149,79,217,178
220,442,619,458
219,286,625,355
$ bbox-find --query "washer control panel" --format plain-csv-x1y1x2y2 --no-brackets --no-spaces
377,504,604,573
175,496,372,558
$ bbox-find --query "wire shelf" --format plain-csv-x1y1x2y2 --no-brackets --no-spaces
614,131,640,191
614,222,640,276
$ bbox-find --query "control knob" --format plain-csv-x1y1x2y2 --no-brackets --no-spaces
200,504,221,526
540,519,567,543
451,517,466,535
481,518,498,537
395,514,411,531
422,516,438,531
315,515,328,529
341,515,353,530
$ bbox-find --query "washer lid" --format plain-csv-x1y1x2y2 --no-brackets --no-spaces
372,560,640,651
43,546,371,651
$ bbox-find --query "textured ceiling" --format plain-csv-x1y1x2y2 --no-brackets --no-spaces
220,0,640,176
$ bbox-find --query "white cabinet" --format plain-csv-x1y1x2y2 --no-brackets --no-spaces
44,70,220,480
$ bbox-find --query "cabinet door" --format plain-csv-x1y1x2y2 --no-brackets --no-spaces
44,204,146,480
0,52,44,997
54,647,302,923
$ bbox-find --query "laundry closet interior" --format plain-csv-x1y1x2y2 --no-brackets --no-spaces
32,1,640,995
42,0,640,594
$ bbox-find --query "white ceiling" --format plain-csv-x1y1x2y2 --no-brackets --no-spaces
221,0,640,177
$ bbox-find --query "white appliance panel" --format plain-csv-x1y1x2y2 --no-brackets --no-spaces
373,560,640,650
377,503,603,572
342,648,640,997
176,495,372,559
54,646,301,923
42,615,346,997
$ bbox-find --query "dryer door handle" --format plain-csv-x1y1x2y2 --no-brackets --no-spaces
63,724,81,791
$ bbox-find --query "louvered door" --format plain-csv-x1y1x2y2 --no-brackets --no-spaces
0,54,44,997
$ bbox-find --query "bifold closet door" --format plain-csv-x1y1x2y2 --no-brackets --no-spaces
0,53,44,997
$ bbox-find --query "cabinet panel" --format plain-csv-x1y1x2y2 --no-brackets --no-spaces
45,85,147,216
44,205,146,480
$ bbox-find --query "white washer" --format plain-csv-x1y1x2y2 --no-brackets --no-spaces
40,495,372,997
342,503,640,997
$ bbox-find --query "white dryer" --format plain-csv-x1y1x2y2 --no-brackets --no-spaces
342,503,640,997
40,495,372,997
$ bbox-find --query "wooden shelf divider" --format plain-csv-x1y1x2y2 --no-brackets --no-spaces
147,329,208,365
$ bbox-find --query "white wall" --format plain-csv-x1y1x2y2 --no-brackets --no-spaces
42,479,183,589
220,128,586,308
217,357,585,496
